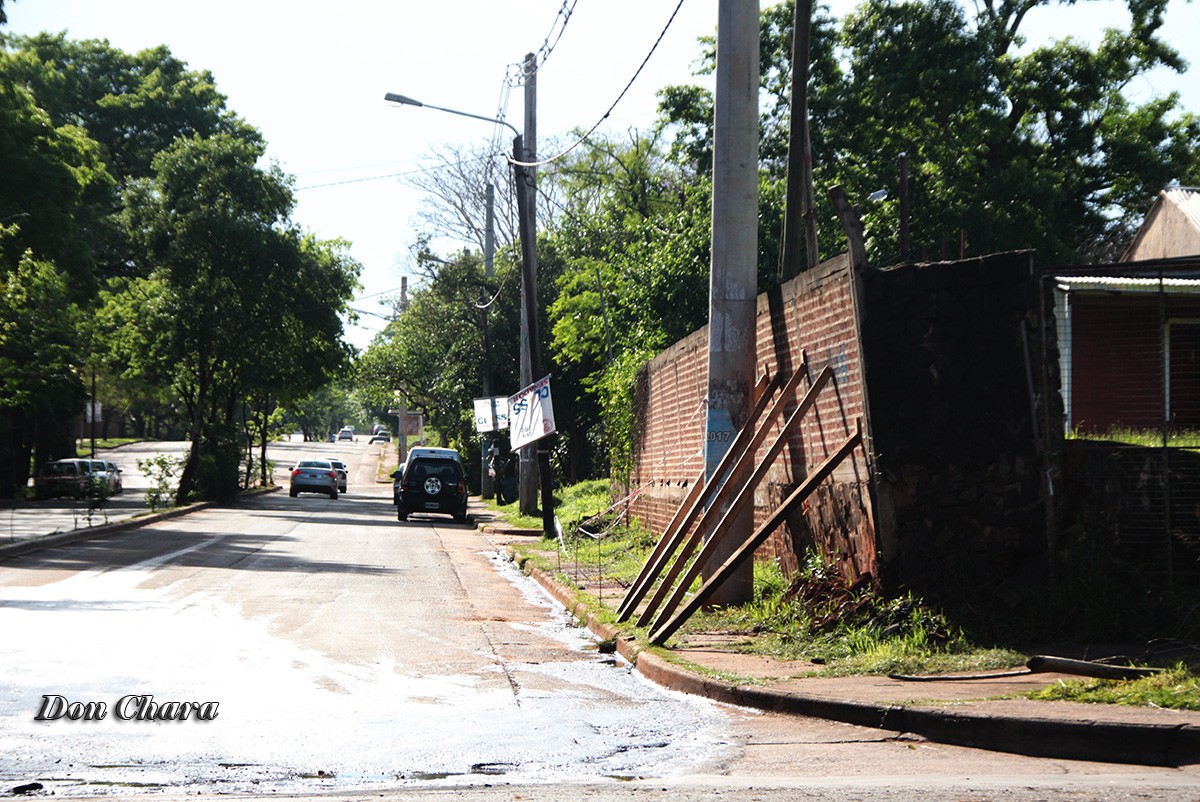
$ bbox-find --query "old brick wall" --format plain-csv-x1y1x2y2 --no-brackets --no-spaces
627,255,877,584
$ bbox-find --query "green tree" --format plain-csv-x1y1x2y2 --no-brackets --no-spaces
0,57,111,292
543,132,714,477
356,251,521,466
0,251,86,497
658,0,1200,265
3,33,248,185
118,131,358,502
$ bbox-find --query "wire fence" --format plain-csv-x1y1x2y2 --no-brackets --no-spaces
1047,265,1200,589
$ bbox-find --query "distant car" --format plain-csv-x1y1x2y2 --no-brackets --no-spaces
337,427,354,441
369,432,391,444
395,449,468,523
328,458,349,493
86,459,123,494
36,458,90,500
289,459,339,499
391,462,406,505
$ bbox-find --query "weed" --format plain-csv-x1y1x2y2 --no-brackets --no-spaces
1029,664,1200,709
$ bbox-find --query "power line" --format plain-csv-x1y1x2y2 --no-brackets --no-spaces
509,0,689,169
503,0,581,88
295,170,422,191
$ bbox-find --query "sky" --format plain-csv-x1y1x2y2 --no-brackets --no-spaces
5,0,1199,350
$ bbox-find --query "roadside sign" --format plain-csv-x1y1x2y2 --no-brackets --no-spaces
508,376,555,450
473,396,511,433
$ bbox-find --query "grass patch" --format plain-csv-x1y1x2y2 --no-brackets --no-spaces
1029,665,1200,709
75,438,145,457
495,480,1200,707
1066,426,1200,449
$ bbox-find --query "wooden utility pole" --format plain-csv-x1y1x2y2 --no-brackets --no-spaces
481,182,496,500
514,52,556,537
780,0,819,280
703,0,760,606
517,51,540,518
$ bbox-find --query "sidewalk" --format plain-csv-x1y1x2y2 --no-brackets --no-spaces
471,503,1200,769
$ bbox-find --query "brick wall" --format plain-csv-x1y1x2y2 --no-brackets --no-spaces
625,250,1056,599
628,254,877,584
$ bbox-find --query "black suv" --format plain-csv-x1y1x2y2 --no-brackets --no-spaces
395,449,468,523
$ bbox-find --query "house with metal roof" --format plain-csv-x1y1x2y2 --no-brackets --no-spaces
1051,186,1200,435
1122,186,1200,262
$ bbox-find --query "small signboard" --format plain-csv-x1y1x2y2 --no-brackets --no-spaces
508,376,556,450
473,396,511,433
400,412,423,437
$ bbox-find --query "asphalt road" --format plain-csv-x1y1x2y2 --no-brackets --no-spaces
1,441,1198,800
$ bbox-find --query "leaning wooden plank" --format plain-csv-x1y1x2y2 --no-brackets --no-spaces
636,364,829,628
618,370,781,622
614,466,704,621
650,423,863,646
643,362,830,633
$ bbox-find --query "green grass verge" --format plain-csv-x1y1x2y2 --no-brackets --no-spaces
75,438,146,457
492,480,1200,709
1028,665,1200,709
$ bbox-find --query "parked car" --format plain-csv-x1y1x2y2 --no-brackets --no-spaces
337,427,355,442
36,458,91,500
369,432,391,444
395,449,468,522
391,462,406,505
328,458,349,493
87,459,123,494
289,459,339,499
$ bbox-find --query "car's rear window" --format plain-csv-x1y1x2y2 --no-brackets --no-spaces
407,459,462,481
44,463,78,476
298,460,331,468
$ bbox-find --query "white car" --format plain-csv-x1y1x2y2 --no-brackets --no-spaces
329,458,349,493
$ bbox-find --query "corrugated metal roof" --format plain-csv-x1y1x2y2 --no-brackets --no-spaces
1164,186,1200,231
1055,275,1200,294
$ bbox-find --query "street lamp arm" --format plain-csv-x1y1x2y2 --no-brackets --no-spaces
383,92,520,139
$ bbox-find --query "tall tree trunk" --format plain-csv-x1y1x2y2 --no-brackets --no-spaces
175,374,207,505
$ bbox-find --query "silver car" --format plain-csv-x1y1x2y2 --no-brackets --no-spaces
87,459,123,494
289,459,339,499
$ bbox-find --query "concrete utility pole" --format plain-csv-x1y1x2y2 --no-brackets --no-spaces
703,0,760,606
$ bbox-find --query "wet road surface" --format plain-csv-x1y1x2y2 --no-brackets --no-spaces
2,441,1199,800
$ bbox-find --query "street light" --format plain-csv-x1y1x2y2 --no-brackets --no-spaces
384,93,520,139
384,91,551,532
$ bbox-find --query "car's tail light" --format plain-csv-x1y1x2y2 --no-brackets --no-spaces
291,469,301,476
327,471,337,479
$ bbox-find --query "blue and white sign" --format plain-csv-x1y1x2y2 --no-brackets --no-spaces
473,396,511,433
508,376,556,450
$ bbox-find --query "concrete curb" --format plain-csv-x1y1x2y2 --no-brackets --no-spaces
516,557,1200,768
0,486,281,561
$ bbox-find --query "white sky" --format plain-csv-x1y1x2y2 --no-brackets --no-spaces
5,0,1198,349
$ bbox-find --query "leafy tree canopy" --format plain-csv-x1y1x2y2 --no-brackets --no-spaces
657,0,1200,264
